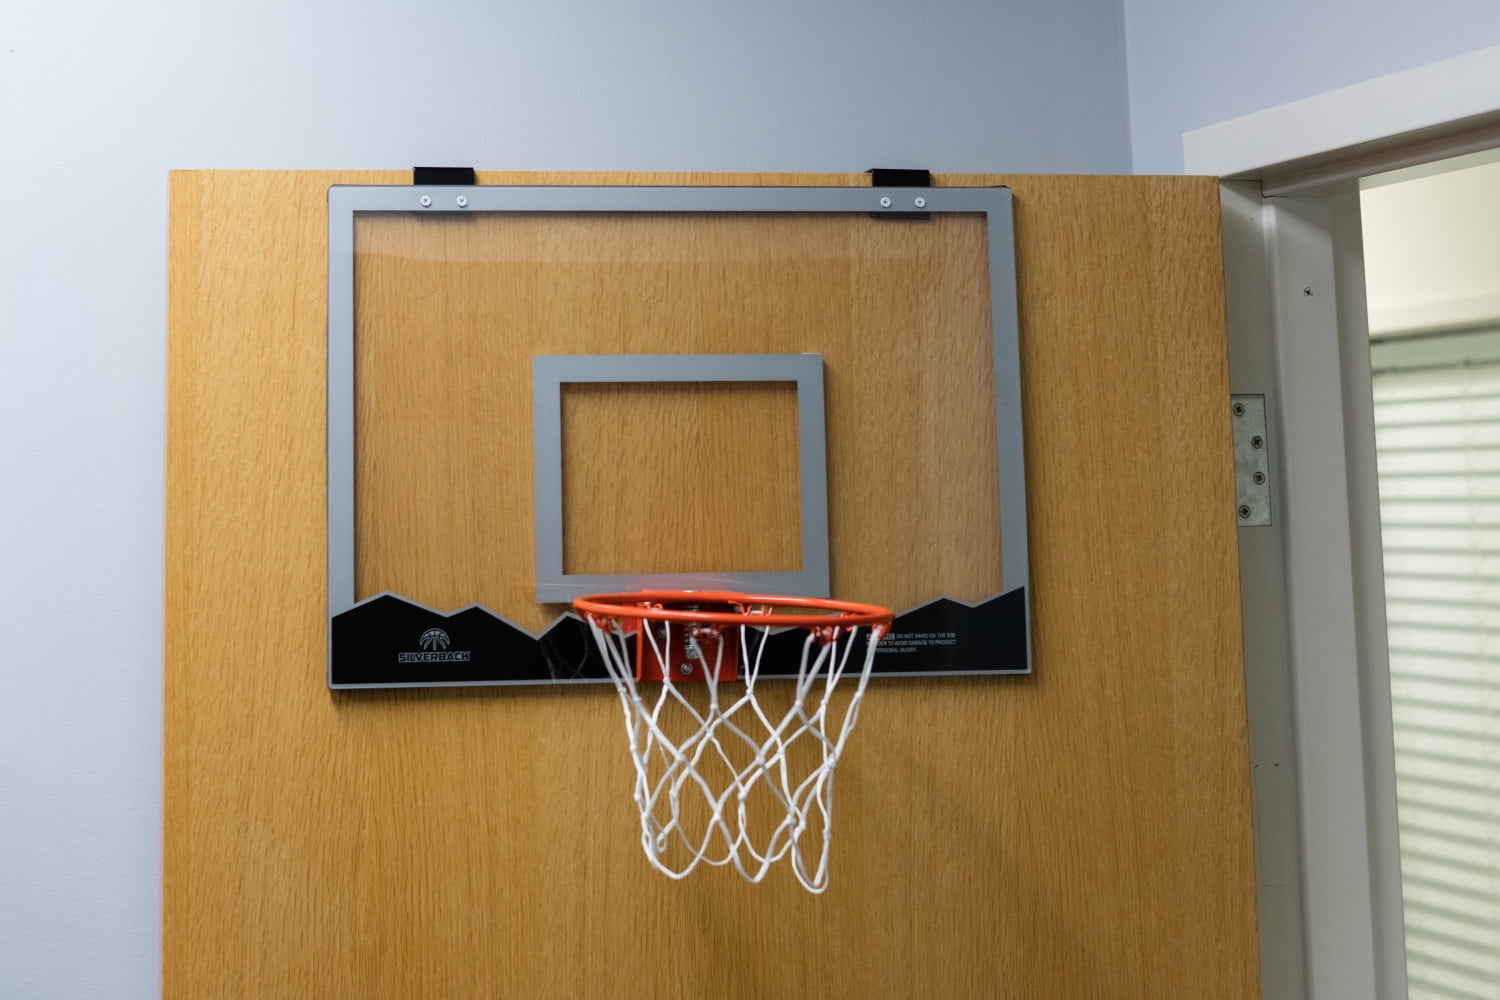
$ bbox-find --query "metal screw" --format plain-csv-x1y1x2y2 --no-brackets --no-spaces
419,195,432,208
1232,402,1245,417
914,197,926,208
456,195,469,208
679,662,693,676
1252,472,1266,485
879,196,892,208
1238,505,1252,519
1251,435,1264,449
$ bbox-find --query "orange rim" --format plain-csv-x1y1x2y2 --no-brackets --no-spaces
572,590,893,632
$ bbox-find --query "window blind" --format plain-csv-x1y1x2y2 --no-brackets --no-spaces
1373,327,1500,1000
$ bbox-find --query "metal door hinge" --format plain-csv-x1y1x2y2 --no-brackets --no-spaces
1232,395,1271,526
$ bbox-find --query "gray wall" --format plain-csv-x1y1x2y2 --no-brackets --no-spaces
1123,1,1500,174
0,1,1129,997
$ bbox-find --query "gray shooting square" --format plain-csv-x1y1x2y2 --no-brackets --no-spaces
531,352,829,603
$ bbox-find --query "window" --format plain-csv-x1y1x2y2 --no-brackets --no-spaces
1372,327,1500,1000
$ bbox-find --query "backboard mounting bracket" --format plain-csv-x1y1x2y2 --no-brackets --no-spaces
412,166,476,186
867,167,931,220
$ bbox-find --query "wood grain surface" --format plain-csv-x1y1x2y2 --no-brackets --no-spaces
559,380,803,574
165,170,1259,999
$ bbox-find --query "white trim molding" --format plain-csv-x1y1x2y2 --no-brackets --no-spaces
1185,45,1500,194
1218,183,1311,1000
1221,187,1402,1000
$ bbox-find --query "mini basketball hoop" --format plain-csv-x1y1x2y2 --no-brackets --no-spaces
572,590,893,893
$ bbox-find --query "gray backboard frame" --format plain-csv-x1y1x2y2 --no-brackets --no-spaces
326,184,1027,627
532,352,828,602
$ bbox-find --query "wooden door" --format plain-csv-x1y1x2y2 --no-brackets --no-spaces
165,170,1258,998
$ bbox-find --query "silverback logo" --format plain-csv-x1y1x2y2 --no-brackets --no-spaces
398,628,472,664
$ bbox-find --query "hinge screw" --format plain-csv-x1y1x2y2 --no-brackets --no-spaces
419,195,432,208
914,197,927,208
1238,505,1252,519
879,196,892,208
1232,402,1245,417
1253,472,1265,485
1251,435,1264,449
456,195,469,208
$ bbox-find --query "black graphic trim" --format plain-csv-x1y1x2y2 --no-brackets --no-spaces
330,589,1029,688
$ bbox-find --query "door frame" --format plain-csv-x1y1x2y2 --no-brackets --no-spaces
1186,44,1500,1000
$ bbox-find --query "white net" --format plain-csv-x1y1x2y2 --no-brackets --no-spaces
580,609,884,893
